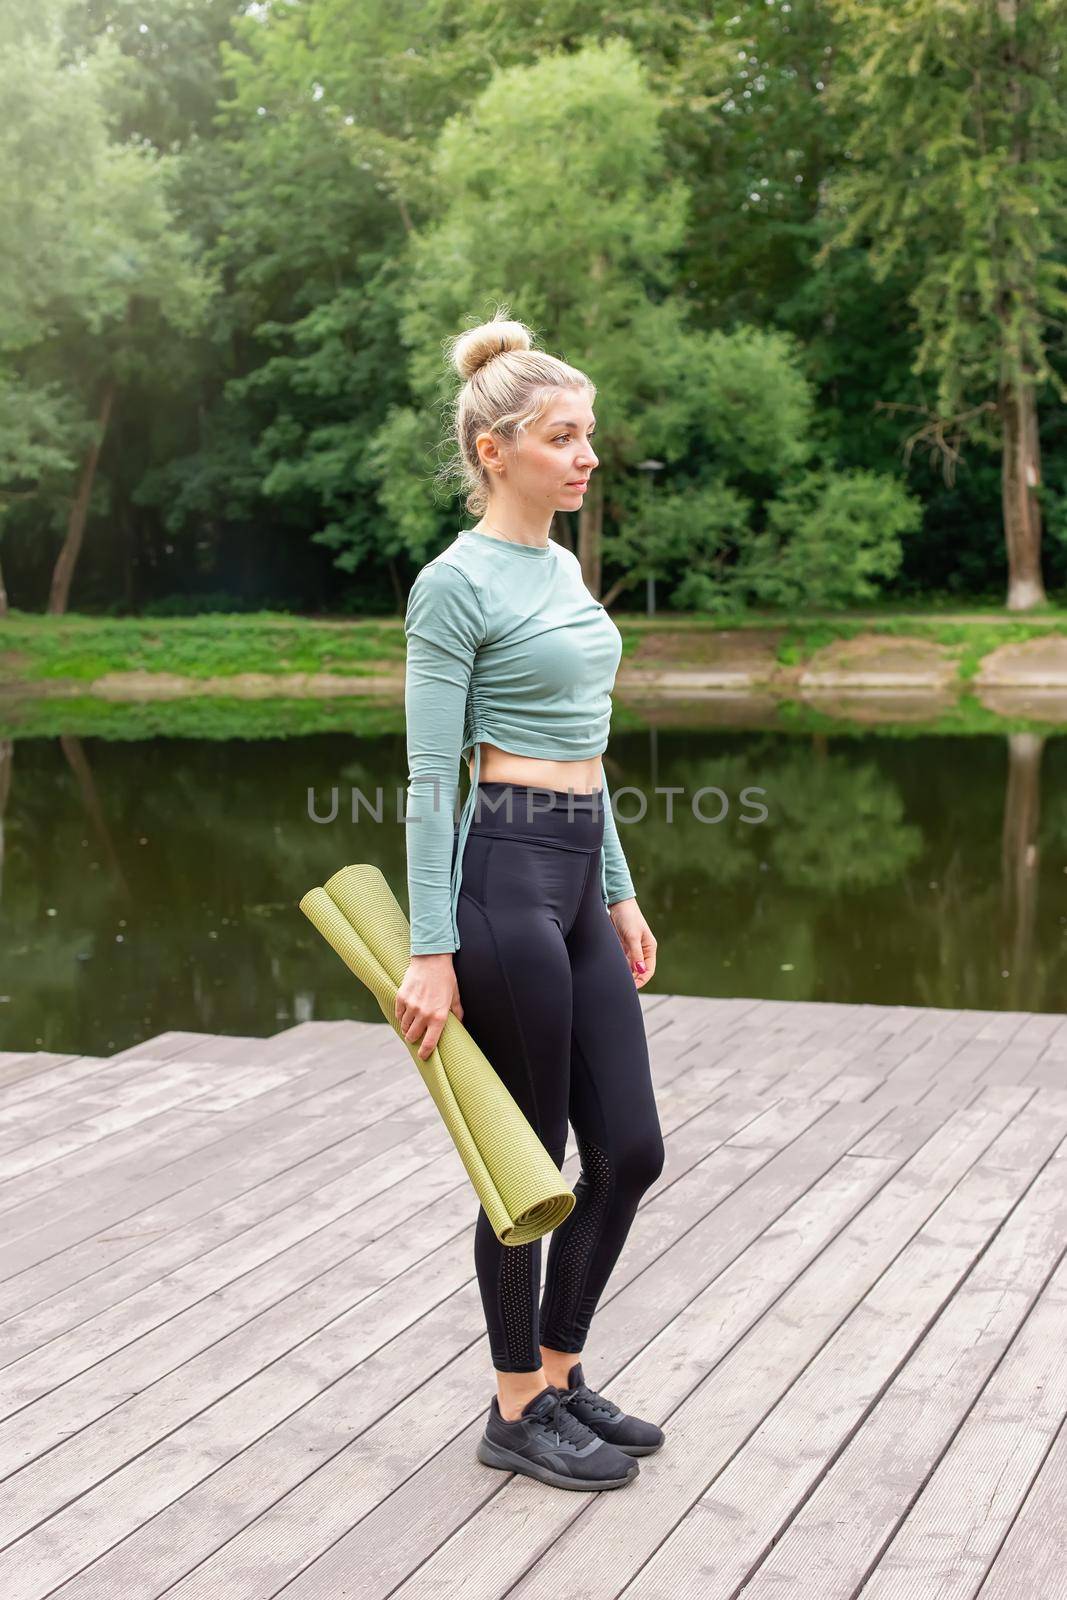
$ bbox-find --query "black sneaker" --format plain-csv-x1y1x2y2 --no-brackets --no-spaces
476,1383,639,1490
559,1362,665,1456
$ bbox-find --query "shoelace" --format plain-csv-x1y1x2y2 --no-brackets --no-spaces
535,1389,599,1448
563,1382,621,1421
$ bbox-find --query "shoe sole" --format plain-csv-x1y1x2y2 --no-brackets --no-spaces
476,1435,639,1490
613,1438,664,1456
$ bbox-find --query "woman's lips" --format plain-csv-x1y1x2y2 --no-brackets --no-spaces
568,480,589,488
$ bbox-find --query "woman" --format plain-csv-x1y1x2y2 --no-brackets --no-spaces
394,311,666,1493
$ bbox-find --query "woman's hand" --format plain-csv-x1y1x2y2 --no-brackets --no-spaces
608,898,657,989
395,953,464,1061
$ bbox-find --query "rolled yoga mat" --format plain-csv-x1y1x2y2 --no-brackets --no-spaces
298,863,575,1245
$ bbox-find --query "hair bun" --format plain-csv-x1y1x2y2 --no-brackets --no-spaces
450,315,533,382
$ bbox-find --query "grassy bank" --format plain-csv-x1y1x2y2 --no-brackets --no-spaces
0,610,405,681
771,616,1067,678
2,605,1067,686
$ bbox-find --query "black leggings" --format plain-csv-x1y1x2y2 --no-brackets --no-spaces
450,781,665,1374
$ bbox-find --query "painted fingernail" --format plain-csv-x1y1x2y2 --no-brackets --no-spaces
635,963,646,973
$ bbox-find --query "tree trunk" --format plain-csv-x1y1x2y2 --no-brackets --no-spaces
996,0,1046,612
600,574,632,609
1000,730,1042,1007
387,557,404,614
0,551,7,618
577,473,604,598
122,506,134,614
47,377,116,616
1000,374,1046,610
60,734,133,905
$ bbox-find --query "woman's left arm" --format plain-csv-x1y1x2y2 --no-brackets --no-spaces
601,770,657,989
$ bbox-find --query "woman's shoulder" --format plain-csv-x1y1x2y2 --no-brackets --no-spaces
406,531,575,639
405,545,486,644
410,543,474,585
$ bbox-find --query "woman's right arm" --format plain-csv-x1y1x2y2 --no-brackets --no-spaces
396,560,486,1059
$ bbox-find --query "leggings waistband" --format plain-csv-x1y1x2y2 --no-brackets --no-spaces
458,781,606,851
448,745,612,946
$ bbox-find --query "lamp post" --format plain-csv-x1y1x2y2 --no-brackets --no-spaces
635,458,665,617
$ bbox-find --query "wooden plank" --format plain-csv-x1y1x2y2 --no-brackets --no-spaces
0,1060,305,1183
0,1047,293,1147
635,993,713,1045
976,1407,1067,1599
0,1032,400,1258
246,1099,972,1600
0,1055,110,1108
0,1109,433,1365
1021,1055,1067,1090
0,1033,294,1166
141,1096,1004,1600
645,994,764,1053
856,1190,1067,1596
0,1052,84,1090
737,1134,1067,1598
0,1085,793,1593
434,1091,1034,1600
0,1027,238,1105
9,1098,918,1599
0,1035,780,1493
1,1002,1061,1600
642,1101,1067,1598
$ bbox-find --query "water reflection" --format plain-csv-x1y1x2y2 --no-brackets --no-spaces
0,737,11,902
1,724,1064,1054
1000,731,1043,1010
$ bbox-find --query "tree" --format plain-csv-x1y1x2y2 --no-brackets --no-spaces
394,36,692,597
599,323,814,611
0,2,213,614
821,0,1067,610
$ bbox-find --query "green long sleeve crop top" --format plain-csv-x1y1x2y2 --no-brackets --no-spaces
403,527,636,954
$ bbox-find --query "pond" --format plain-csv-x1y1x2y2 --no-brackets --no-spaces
2,721,1065,1055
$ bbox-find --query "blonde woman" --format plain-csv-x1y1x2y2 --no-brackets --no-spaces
395,312,665,1492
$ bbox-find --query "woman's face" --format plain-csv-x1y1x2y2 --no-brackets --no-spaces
480,388,599,511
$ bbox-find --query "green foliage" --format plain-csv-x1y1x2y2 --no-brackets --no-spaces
0,376,82,519
0,0,215,583
663,324,816,481
1,0,1066,615
394,34,693,552
733,468,925,610
822,0,1067,434
605,473,752,615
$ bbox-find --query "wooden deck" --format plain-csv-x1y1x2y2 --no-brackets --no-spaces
1,994,1066,1598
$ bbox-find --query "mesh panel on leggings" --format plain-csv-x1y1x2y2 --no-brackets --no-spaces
498,1239,537,1368
540,1134,613,1346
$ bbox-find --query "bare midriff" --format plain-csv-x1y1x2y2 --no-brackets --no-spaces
467,740,604,794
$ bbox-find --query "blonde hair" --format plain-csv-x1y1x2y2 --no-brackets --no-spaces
439,305,595,516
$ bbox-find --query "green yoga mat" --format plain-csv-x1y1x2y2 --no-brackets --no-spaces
298,863,575,1245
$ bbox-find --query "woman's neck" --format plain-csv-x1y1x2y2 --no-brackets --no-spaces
474,515,551,550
